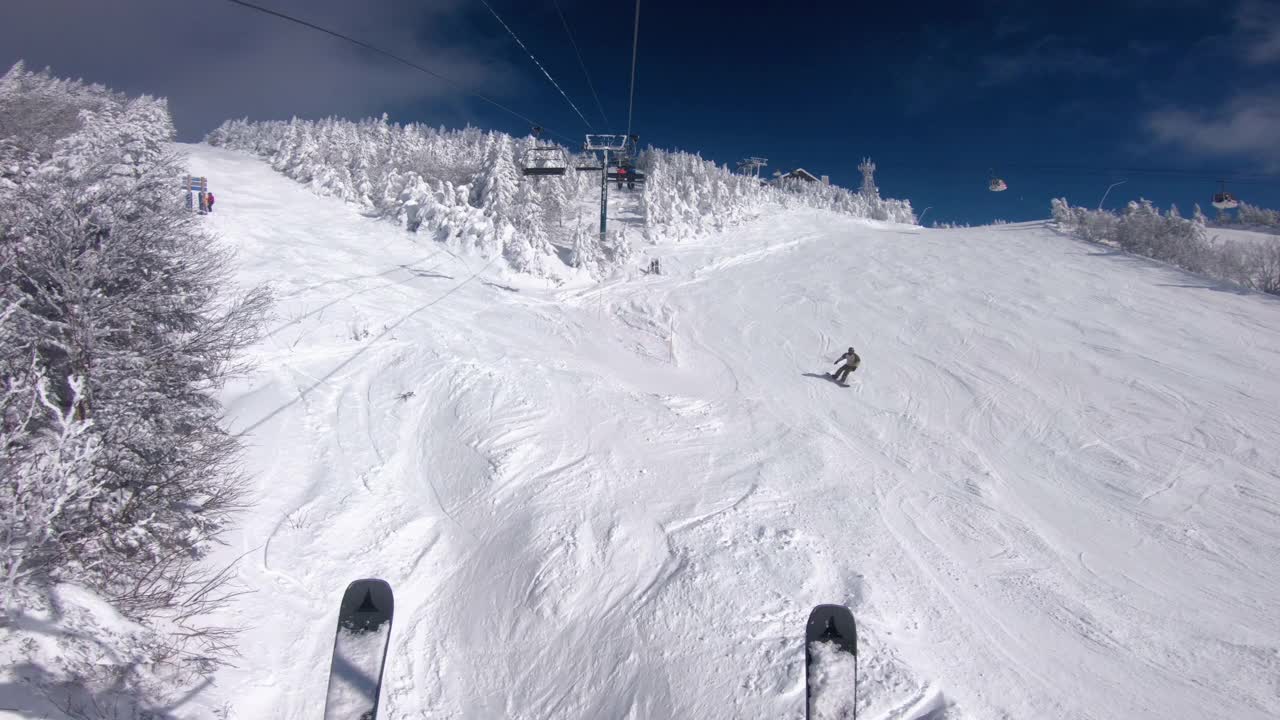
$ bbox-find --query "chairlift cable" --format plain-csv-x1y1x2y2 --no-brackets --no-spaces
219,0,574,143
552,0,610,127
478,0,594,130
881,161,1279,187
625,0,641,139
991,162,1280,184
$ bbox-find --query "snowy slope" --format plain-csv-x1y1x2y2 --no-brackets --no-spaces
185,143,1280,720
1206,225,1280,246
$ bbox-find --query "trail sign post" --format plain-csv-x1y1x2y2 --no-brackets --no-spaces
186,176,208,213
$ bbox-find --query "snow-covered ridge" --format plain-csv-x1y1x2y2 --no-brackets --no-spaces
206,116,916,281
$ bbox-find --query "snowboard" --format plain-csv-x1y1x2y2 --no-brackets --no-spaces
805,604,858,720
323,579,395,720
824,373,850,388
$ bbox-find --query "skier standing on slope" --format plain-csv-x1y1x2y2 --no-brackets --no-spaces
832,347,860,383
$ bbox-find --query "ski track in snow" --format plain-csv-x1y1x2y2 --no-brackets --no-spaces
184,145,1280,720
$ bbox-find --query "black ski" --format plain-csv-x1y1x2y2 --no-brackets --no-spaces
805,604,858,720
323,578,394,720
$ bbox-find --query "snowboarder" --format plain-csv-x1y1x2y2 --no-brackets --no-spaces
832,347,860,383
206,192,215,213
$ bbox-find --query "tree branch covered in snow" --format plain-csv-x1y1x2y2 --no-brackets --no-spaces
2,61,269,712
1219,201,1280,232
0,62,127,187
1051,197,1280,294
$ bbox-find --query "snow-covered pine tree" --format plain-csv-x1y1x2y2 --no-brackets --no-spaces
507,175,553,274
475,132,519,218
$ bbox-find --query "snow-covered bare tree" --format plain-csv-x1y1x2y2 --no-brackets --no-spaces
1236,201,1280,229
1050,196,1280,295
1051,197,1073,225
1,63,269,668
1247,241,1280,293
1,368,101,619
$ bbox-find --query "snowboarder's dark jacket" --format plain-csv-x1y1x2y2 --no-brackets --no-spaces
835,350,860,371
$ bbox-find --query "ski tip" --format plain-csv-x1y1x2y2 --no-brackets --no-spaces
343,577,392,590
808,603,852,617
342,578,394,614
806,604,856,653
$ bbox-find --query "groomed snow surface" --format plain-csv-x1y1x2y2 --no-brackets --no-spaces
186,143,1279,719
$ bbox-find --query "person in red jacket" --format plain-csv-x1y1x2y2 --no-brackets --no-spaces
206,192,215,213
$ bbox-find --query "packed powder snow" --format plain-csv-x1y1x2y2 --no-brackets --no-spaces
180,143,1280,720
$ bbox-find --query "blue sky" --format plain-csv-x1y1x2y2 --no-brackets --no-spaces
5,0,1279,225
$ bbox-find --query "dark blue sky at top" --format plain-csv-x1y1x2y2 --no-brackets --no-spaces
5,0,1279,225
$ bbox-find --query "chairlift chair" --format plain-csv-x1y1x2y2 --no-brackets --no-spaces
522,146,567,177
607,159,646,187
521,126,567,177
608,168,644,188
1212,181,1239,210
584,134,630,152
987,168,1008,192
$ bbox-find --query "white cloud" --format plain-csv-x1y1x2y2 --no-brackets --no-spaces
977,37,1111,87
0,0,525,139
1146,91,1280,170
1234,0,1280,64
